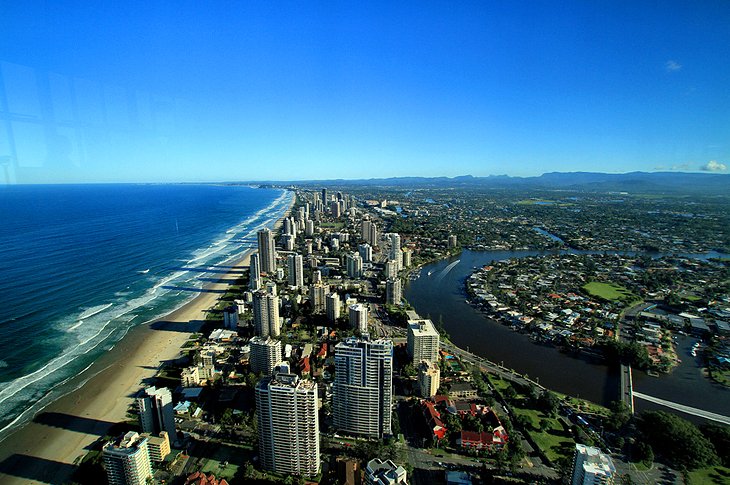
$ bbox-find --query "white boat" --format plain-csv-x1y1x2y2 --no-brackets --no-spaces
427,271,433,276
138,269,150,274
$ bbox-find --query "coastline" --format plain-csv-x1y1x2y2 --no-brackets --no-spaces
0,191,294,485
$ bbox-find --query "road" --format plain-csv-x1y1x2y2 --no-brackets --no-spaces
620,364,634,413
632,391,730,425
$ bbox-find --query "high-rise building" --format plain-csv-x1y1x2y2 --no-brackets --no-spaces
309,283,328,313
361,219,378,246
386,278,402,305
364,458,407,485
142,431,170,463
137,387,176,444
326,292,341,323
448,234,458,249
348,303,368,333
418,360,440,398
331,200,342,218
103,431,152,485
402,248,412,268
358,243,373,263
407,319,440,364
250,253,262,290
257,228,277,274
287,253,304,288
321,188,328,205
333,337,393,438
388,233,402,270
346,252,363,279
384,260,398,279
253,291,280,337
250,336,283,376
369,222,379,247
256,367,320,476
282,233,295,251
571,444,616,485
305,219,315,237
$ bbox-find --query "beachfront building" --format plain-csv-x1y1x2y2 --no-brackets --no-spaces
287,253,304,288
386,278,402,305
142,431,171,462
250,336,282,376
256,365,320,476
407,318,440,364
102,431,152,485
250,253,262,290
333,336,393,438
571,444,616,485
257,228,277,274
349,303,368,333
253,291,280,337
137,386,177,445
418,360,441,398
326,292,340,323
364,458,407,485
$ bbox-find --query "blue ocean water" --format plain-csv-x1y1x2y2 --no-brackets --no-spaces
0,184,292,435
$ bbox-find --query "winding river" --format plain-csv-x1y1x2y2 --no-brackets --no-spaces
404,249,730,421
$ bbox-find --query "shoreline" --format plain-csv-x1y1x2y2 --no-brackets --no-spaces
0,191,294,485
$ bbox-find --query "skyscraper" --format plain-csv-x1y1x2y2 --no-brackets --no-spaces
250,253,262,290
253,291,280,337
256,366,320,476
257,228,276,274
348,303,368,333
407,319,440,363
571,444,616,485
386,278,402,305
358,243,373,263
346,252,363,279
388,233,402,270
309,283,327,313
137,387,176,445
250,336,283,376
326,292,341,323
333,336,393,438
103,431,152,485
287,253,304,288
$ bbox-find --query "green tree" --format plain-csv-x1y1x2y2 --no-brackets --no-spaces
638,411,719,470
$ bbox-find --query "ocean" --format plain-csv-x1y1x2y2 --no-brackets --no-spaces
0,184,292,436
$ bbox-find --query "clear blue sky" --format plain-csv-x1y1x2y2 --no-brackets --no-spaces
0,1,728,183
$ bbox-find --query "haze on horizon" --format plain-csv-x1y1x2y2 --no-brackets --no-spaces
0,1,728,184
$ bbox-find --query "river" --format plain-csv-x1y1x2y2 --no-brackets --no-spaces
404,249,730,421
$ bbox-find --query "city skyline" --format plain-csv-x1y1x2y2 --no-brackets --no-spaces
1,2,728,184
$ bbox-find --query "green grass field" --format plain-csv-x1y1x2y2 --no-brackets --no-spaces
688,466,730,485
582,281,635,302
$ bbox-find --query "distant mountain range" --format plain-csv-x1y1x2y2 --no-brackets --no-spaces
252,171,730,195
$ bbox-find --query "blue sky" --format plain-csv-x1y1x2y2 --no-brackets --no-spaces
0,1,728,183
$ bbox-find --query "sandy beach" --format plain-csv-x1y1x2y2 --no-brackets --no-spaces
0,202,292,484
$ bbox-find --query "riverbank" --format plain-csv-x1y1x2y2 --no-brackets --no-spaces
0,195,294,485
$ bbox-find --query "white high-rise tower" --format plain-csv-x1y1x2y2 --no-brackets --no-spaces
333,336,393,438
256,367,320,476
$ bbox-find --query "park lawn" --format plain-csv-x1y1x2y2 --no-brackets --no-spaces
527,421,575,464
198,443,251,481
582,281,635,302
688,466,730,485
511,408,574,463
